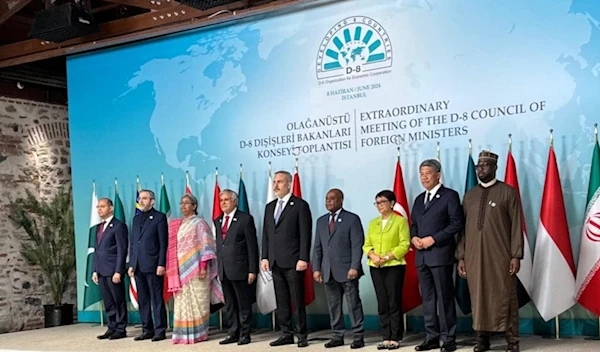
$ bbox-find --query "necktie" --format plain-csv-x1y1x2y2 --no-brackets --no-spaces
222,215,230,240
274,200,284,224
329,213,335,234
424,191,431,209
97,221,106,243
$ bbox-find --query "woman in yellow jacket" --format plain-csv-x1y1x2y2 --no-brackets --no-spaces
363,190,410,350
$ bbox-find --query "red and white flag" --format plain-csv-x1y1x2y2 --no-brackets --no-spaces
185,171,193,195
531,146,576,321
212,169,223,232
292,161,316,307
575,137,600,316
504,148,533,307
393,155,422,313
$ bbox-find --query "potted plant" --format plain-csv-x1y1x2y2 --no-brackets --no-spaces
8,187,75,327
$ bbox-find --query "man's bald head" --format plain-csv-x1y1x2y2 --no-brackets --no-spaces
325,189,344,213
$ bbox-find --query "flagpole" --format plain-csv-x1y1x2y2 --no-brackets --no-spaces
436,141,441,160
550,130,561,340
508,134,512,153
267,161,276,332
584,124,600,341
398,146,408,333
100,301,104,327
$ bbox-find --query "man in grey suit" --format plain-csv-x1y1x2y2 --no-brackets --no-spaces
313,189,365,349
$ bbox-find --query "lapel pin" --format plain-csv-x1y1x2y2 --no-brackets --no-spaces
290,202,294,206
219,218,222,223
233,218,237,222
109,224,113,228
435,194,440,199
491,202,496,207
149,215,154,220
337,218,342,222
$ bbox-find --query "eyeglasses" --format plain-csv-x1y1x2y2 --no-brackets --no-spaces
179,201,194,205
373,200,390,207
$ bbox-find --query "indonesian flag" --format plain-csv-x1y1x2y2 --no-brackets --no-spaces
393,157,422,313
531,146,576,321
504,149,533,307
575,139,600,316
292,163,316,307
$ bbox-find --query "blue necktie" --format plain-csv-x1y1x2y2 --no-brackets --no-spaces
274,200,284,224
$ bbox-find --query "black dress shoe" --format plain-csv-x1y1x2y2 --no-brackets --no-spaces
269,335,295,347
298,338,309,348
220,336,239,345
351,340,365,349
324,339,344,348
473,342,491,352
415,340,439,351
134,334,154,341
97,331,115,340
108,332,127,340
151,335,166,342
506,343,520,352
441,341,457,352
238,336,251,345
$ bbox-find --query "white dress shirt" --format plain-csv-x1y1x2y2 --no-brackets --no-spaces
274,192,293,217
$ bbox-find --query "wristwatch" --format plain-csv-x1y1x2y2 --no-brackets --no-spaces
384,255,390,261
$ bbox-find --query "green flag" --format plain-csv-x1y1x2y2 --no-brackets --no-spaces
238,175,250,214
83,184,102,309
114,187,126,222
159,179,171,216
455,154,477,315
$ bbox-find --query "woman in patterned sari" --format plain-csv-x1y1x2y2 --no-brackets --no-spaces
166,193,224,344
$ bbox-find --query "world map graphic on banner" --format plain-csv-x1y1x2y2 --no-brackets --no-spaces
67,0,600,324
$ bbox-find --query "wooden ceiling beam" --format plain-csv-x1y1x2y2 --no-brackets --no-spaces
0,0,32,26
0,0,332,68
102,0,177,10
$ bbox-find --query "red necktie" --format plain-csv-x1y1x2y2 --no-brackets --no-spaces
97,221,106,243
222,215,230,240
329,214,335,234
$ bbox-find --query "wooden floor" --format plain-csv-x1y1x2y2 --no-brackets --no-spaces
0,324,598,351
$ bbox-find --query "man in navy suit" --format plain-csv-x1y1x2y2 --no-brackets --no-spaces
215,189,259,346
312,189,365,349
410,160,464,352
127,190,168,342
261,170,312,348
93,198,128,340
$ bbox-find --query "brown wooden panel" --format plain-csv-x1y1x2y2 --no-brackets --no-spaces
0,0,32,25
0,0,335,68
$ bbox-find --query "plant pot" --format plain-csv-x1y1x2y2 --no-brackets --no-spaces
43,304,73,328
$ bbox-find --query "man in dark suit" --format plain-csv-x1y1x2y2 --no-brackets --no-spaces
261,170,312,348
215,189,259,346
410,159,464,352
127,189,168,342
312,189,365,349
93,198,128,340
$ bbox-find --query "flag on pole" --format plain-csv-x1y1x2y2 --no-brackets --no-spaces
504,137,533,308
212,169,223,222
159,174,172,303
256,163,277,314
238,165,250,214
575,126,600,316
455,144,477,315
531,136,576,321
83,182,103,309
185,171,193,195
292,160,316,307
129,177,142,310
392,150,422,313
114,179,131,304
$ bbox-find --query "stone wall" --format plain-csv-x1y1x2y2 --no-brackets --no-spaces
0,96,73,333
